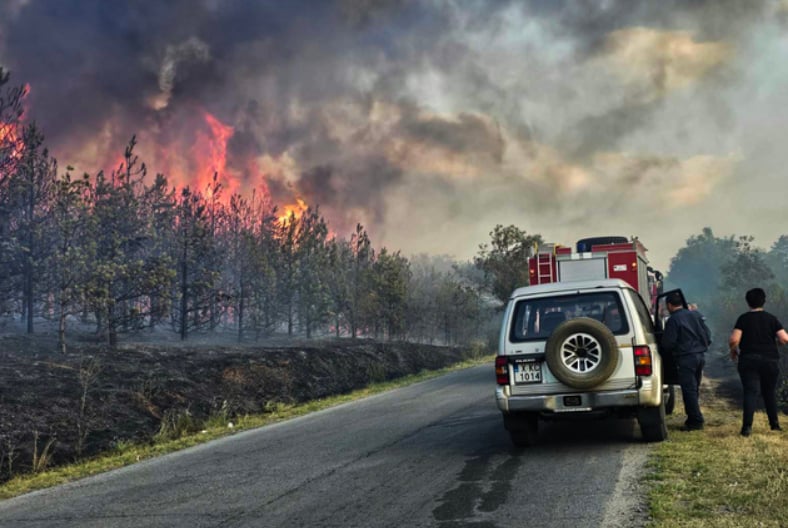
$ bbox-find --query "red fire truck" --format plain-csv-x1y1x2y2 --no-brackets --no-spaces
527,236,663,309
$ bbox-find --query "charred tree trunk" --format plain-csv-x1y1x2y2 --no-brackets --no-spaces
179,250,188,341
24,179,34,334
24,256,33,334
237,279,245,343
107,298,117,347
58,301,67,354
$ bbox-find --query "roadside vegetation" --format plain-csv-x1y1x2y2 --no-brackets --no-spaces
0,354,493,500
2,351,786,528
647,379,787,528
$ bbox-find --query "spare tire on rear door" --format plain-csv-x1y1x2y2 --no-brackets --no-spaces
545,317,620,389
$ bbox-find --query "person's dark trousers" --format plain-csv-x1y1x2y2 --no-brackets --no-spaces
737,355,780,428
677,353,705,426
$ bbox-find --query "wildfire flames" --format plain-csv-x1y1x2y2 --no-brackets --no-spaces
193,110,235,198
177,110,311,223
0,120,22,161
2,82,309,225
278,197,309,225
0,84,29,169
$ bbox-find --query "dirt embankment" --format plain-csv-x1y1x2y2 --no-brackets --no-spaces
0,334,475,482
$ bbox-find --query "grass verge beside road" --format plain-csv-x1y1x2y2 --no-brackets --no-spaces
0,355,494,500
647,378,787,528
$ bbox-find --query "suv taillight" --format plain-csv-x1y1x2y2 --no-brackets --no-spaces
633,346,653,376
495,356,509,385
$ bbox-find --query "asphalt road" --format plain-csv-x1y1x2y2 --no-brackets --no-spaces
0,364,651,528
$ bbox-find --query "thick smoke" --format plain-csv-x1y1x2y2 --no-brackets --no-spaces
0,0,786,269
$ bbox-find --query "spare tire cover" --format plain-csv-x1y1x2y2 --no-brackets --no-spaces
545,317,620,389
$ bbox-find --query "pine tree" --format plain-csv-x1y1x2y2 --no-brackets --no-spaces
326,238,352,337
295,207,330,338
142,173,177,330
369,248,410,340
49,169,92,353
248,200,281,339
85,137,174,346
0,68,26,181
172,187,215,340
348,224,372,338
277,213,299,336
8,124,56,333
0,71,31,317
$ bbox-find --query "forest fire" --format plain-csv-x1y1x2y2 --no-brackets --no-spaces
278,197,309,225
0,83,29,170
193,110,236,198
0,120,22,162
175,110,311,222
149,109,297,210
3,79,313,228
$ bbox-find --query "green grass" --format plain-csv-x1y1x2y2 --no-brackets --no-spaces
647,380,788,528
0,355,494,500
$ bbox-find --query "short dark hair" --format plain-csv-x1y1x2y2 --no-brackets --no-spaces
666,292,683,307
745,288,766,309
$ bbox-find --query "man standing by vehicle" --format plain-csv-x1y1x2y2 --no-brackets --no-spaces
662,292,712,431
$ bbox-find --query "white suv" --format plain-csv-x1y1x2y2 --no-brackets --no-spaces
495,278,674,446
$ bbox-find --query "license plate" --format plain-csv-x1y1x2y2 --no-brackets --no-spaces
513,360,542,384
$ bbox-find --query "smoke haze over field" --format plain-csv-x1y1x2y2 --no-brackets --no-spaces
2,0,788,271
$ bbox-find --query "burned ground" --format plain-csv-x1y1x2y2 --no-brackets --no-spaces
0,331,475,483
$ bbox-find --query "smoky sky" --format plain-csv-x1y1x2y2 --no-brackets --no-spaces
1,0,787,270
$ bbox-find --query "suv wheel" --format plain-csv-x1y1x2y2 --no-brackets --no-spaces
638,402,668,442
544,318,620,390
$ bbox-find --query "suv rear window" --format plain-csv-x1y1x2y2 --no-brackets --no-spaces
509,291,629,342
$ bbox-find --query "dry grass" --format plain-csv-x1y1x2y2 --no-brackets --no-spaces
647,377,788,528
0,355,494,500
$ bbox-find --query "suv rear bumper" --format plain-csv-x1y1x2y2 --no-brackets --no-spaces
496,386,641,413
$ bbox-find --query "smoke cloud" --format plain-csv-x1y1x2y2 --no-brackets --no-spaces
1,0,786,270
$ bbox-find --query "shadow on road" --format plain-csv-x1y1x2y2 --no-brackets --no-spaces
528,416,640,447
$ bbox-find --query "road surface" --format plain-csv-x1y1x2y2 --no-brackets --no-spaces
0,364,651,527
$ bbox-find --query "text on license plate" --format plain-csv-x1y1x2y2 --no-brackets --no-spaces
513,360,542,384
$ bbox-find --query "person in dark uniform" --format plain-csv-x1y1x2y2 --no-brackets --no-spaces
662,292,712,431
728,287,788,437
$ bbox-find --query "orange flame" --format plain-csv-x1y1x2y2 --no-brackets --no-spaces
6,90,306,220
278,197,309,225
192,110,238,199
0,84,30,167
0,120,23,162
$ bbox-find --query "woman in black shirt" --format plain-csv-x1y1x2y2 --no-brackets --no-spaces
728,287,788,436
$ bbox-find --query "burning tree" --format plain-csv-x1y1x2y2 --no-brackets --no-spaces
0,68,26,185
10,124,57,334
0,70,493,347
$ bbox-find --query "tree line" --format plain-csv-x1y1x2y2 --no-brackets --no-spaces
0,71,491,350
471,222,788,341
6,68,785,358
665,227,788,336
